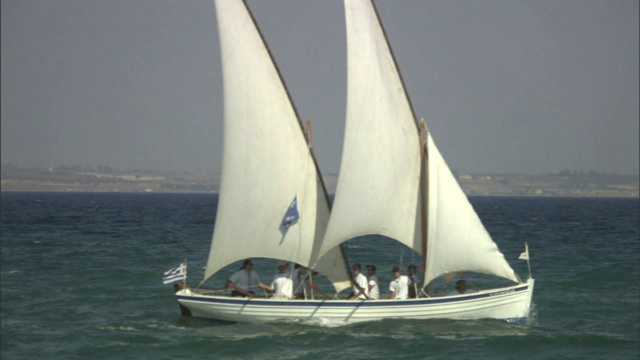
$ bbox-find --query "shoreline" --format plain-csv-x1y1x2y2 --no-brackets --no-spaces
2,169,637,198
2,189,638,199
0,174,640,198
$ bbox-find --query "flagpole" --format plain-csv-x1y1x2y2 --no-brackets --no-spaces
183,258,188,288
524,243,532,279
518,242,532,280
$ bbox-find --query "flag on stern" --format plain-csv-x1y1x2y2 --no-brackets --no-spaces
163,263,187,284
281,195,300,232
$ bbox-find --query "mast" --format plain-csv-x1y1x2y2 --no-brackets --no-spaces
419,119,429,294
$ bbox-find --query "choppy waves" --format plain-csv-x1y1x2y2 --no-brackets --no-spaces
1,193,638,360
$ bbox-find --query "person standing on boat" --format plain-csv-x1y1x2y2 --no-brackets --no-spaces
292,264,317,299
258,261,293,299
292,264,306,299
389,266,409,300
366,265,379,300
347,264,369,300
449,279,476,295
407,264,421,298
227,259,261,297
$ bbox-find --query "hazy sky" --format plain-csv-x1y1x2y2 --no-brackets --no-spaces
2,0,638,175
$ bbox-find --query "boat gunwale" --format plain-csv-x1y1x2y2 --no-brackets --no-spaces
177,280,532,308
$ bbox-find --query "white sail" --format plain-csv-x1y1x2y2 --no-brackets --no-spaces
319,0,422,258
323,0,518,286
174,0,533,324
205,0,351,292
424,135,519,286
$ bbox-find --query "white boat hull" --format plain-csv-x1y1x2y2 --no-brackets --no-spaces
176,279,534,324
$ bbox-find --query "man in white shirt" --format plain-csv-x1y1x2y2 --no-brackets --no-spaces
259,261,293,299
389,266,409,300
347,264,369,300
227,259,261,297
366,265,379,300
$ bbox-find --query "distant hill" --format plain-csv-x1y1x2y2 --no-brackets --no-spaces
1,165,638,197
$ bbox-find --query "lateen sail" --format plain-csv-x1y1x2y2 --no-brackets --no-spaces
319,0,422,259
205,0,351,292
424,136,519,285
321,0,518,286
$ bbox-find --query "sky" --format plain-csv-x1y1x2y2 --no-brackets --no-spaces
2,0,638,175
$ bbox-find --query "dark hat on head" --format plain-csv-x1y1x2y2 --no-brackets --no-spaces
408,264,417,270
392,266,400,272
352,263,362,271
366,264,376,271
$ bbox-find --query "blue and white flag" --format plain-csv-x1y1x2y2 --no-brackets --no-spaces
163,263,187,284
281,195,300,232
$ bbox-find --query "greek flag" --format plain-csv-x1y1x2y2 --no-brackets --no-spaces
163,263,187,284
281,195,300,231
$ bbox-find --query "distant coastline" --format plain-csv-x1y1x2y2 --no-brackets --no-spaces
1,165,638,198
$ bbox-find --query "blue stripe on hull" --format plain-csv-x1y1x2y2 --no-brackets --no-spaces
177,284,529,308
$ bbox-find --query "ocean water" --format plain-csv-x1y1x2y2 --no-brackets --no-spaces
1,192,638,359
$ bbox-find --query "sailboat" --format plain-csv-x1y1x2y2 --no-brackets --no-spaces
174,0,534,324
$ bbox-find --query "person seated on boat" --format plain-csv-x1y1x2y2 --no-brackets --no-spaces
347,263,369,300
366,265,379,300
448,279,476,295
407,264,421,298
258,261,293,299
389,266,409,300
226,259,261,298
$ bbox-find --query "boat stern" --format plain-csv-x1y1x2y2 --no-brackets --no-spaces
173,283,192,317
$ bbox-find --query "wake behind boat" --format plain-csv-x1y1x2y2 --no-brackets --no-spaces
170,0,534,324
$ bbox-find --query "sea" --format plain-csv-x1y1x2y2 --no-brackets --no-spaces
1,192,638,360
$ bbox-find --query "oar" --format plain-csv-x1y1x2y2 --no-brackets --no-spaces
226,282,255,298
310,283,331,299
